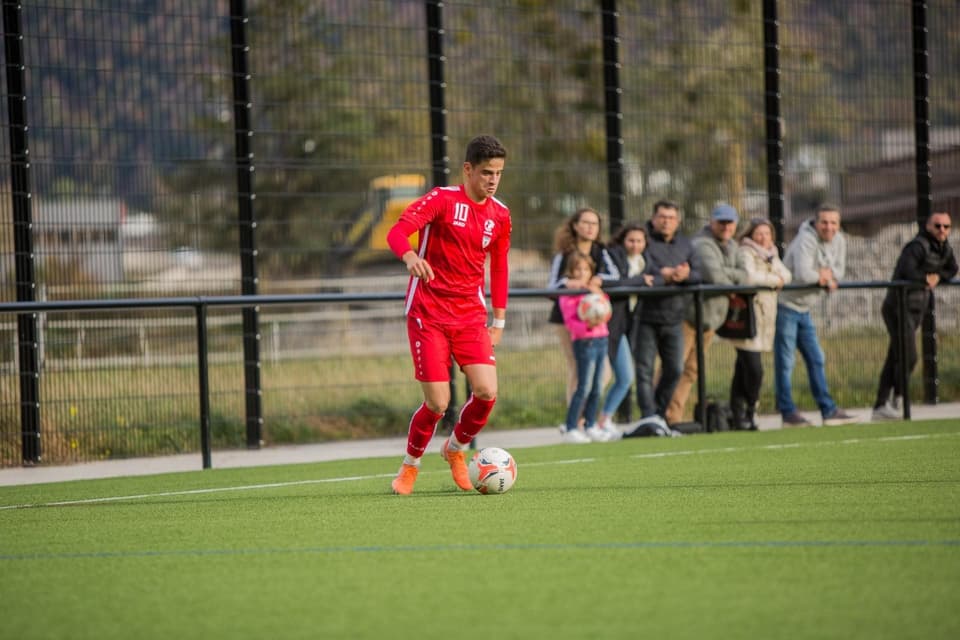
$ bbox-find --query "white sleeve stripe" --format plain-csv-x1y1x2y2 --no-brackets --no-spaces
404,278,418,316
403,224,430,316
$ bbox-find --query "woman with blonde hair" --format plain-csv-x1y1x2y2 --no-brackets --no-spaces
727,217,791,430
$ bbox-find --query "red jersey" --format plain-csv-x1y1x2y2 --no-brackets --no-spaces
387,184,511,324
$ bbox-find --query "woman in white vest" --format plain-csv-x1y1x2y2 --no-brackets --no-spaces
727,218,791,429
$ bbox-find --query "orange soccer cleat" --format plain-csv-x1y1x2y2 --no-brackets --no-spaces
441,438,473,491
391,463,419,495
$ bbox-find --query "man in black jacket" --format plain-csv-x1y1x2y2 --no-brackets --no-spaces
873,211,957,419
634,200,702,419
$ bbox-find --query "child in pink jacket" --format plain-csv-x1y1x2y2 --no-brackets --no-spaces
557,252,614,443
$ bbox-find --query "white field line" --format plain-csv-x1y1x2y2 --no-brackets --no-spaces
1,432,957,512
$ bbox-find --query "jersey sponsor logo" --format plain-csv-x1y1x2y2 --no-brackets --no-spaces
453,202,470,227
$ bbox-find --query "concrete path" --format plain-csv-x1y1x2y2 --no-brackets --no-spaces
2,403,957,487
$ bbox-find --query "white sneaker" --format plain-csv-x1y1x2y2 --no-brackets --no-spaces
871,403,900,420
585,426,612,442
561,429,591,444
601,421,622,440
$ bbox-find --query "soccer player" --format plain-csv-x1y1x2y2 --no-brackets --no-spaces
386,135,511,495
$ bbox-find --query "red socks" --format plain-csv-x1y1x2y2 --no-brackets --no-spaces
405,395,496,457
405,403,444,458
452,394,496,444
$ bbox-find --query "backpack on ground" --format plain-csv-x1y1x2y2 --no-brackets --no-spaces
670,420,704,434
694,400,733,433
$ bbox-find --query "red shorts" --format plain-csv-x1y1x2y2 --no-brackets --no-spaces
406,315,496,382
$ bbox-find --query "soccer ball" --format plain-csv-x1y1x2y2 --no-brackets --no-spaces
576,292,612,324
467,447,518,494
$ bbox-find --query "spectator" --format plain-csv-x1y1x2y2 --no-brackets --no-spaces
873,211,957,420
599,222,654,434
726,218,792,430
774,204,857,427
665,203,747,425
558,252,613,443
634,200,701,420
547,208,618,405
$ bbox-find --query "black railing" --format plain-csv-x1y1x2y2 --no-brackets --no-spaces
2,279,955,469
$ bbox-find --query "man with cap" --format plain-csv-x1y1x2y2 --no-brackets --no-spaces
664,203,748,426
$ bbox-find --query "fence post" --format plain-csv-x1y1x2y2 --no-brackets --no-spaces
896,284,911,420
911,0,931,227
694,288,707,428
601,0,624,232
196,303,212,469
229,0,263,448
762,0,785,257
3,0,41,464
425,0,460,432
921,294,938,405
911,0,939,406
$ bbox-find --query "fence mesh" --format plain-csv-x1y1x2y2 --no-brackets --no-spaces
1,1,959,465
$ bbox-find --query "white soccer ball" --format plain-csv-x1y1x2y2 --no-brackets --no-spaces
576,292,612,324
467,447,518,494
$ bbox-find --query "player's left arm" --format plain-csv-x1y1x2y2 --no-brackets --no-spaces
487,217,511,346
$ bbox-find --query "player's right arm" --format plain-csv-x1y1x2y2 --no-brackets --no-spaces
387,199,438,282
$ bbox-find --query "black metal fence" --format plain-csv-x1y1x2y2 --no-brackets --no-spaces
2,280,958,468
2,1,960,466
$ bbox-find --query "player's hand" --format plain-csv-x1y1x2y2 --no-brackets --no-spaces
488,326,503,346
402,251,435,282
926,272,940,289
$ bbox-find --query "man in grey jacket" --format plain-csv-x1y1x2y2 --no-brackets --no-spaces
774,204,857,426
665,203,747,425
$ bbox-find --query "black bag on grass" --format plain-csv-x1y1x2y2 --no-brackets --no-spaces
670,421,704,435
694,400,733,433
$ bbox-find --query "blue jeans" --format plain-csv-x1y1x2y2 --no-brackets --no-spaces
566,336,608,431
773,305,837,417
602,334,635,419
633,322,684,418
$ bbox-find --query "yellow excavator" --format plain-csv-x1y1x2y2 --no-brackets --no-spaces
340,174,426,264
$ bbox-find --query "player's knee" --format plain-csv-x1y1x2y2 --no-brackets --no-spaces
471,386,497,402
425,400,448,415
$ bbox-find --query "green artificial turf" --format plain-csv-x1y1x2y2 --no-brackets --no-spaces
1,420,959,640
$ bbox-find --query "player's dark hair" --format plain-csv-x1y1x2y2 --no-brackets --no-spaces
465,134,507,165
